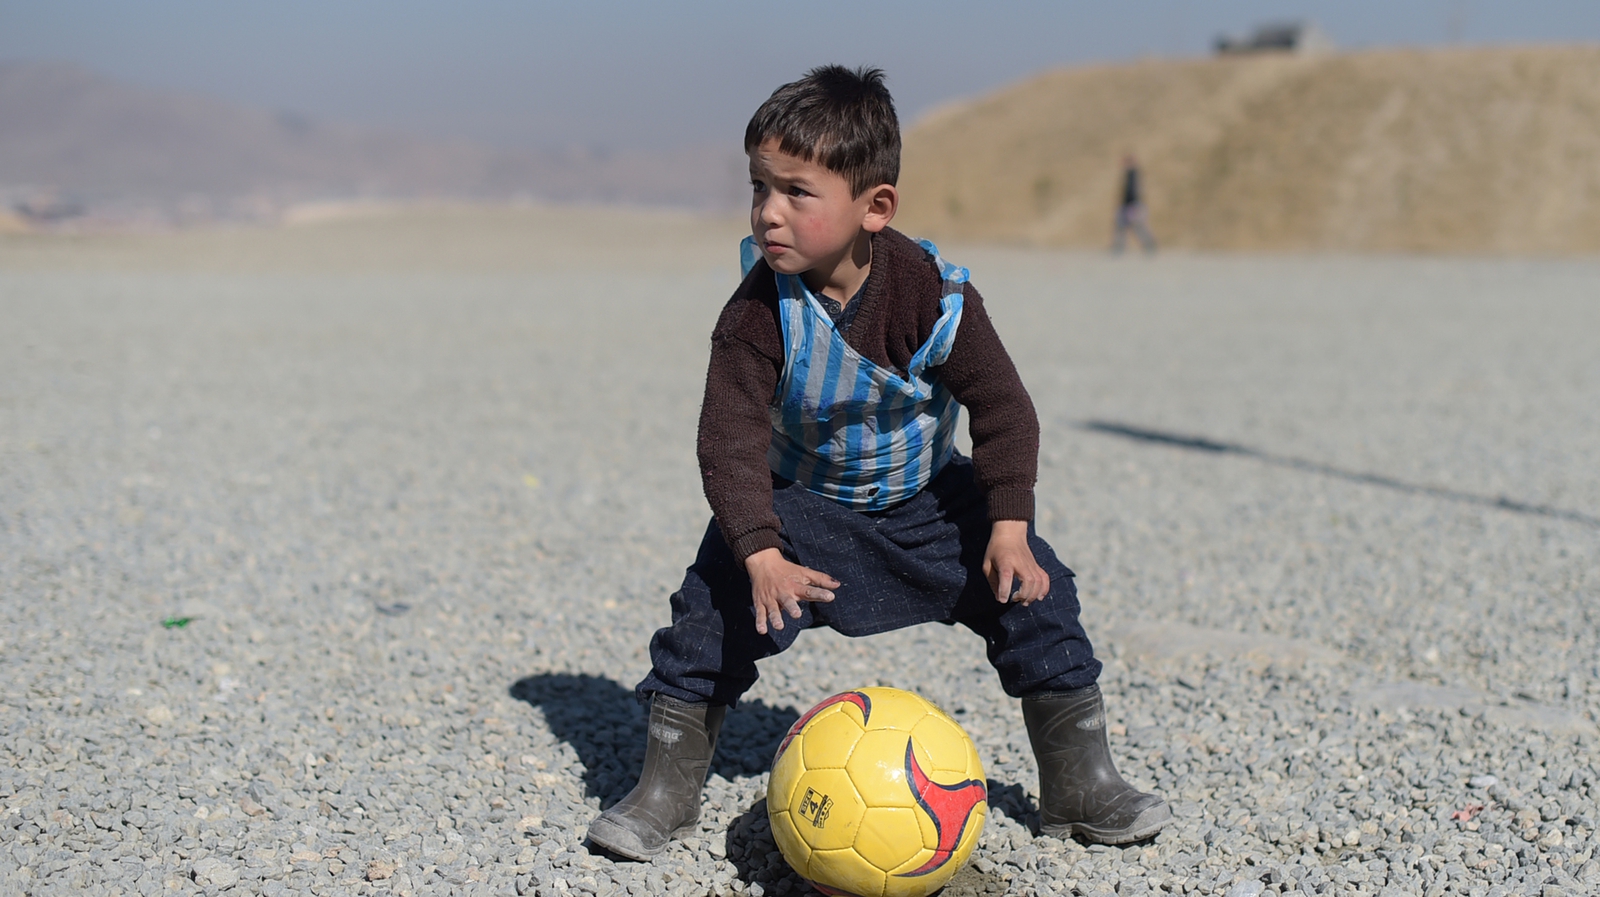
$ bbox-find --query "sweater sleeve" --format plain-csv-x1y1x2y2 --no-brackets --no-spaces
934,281,1039,521
697,293,785,562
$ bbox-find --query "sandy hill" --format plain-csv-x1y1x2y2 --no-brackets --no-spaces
898,45,1600,254
0,62,742,221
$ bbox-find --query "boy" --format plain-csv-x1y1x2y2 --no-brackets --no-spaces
586,66,1169,861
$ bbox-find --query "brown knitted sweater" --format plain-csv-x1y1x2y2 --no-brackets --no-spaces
699,227,1040,562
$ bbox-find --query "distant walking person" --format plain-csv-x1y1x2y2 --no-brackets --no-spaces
1112,153,1156,254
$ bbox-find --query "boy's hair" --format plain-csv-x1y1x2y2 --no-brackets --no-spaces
744,65,900,197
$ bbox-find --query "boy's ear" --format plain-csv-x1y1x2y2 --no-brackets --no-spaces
860,184,898,233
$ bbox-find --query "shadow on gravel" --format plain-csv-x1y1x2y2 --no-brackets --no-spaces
1081,419,1600,528
508,673,801,806
725,798,802,891
984,779,1039,831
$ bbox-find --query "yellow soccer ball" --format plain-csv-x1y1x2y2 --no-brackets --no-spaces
767,687,987,897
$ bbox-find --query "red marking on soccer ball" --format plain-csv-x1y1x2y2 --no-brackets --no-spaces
899,739,986,878
773,691,872,763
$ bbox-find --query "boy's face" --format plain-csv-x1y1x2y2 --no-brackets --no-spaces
748,139,889,283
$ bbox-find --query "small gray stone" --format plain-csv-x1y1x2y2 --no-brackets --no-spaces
192,857,240,887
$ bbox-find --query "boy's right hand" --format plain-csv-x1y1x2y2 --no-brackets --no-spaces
744,548,838,635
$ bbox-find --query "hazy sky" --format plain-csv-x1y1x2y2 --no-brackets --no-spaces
4,1,1597,152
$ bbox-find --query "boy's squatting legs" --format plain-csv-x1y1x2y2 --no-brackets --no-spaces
585,465,1169,854
637,460,1102,706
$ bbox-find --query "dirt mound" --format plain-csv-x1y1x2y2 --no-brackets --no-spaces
898,45,1600,254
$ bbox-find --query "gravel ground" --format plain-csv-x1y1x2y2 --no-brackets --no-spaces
2,207,1597,897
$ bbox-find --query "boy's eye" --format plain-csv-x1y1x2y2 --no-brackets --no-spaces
787,186,810,198
750,180,767,193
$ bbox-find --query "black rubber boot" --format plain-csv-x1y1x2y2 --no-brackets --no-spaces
586,695,727,860
1022,685,1171,844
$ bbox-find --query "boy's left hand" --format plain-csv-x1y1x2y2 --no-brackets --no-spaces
983,520,1050,605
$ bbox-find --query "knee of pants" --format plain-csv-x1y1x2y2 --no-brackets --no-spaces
973,574,1099,694
642,573,811,706
995,573,1083,635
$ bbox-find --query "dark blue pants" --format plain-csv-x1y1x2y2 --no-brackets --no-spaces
638,456,1101,707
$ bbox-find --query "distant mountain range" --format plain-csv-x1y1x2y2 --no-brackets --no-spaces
0,62,745,225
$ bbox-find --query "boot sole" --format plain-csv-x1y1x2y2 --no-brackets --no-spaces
586,816,698,861
1043,803,1172,845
